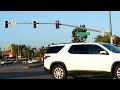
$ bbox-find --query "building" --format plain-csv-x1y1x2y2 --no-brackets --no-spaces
3,44,13,59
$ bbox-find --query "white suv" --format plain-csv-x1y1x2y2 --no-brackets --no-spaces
44,42,120,79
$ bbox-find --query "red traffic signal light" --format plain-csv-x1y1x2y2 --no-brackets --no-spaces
32,20,37,28
4,20,8,28
56,20,59,29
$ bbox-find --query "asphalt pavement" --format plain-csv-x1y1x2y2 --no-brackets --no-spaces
0,62,44,70
0,62,113,79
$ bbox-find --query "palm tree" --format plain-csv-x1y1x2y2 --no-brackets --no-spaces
31,47,36,58
11,44,18,60
0,47,2,57
18,44,25,58
23,45,31,60
95,35,110,43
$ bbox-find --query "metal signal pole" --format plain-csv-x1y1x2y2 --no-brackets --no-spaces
109,11,113,44
7,20,110,35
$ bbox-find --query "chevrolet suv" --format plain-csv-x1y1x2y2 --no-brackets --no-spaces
44,42,120,79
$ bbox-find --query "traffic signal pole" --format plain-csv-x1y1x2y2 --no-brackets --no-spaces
59,23,110,34
5,20,110,35
36,22,110,34
109,11,113,45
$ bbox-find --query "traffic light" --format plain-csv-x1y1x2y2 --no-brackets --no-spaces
32,20,37,28
4,20,8,28
56,20,59,29
80,25,87,32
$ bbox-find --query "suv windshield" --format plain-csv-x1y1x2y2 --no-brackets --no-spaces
101,43,120,53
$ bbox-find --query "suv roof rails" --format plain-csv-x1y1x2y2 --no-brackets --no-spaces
53,42,90,45
53,42,73,45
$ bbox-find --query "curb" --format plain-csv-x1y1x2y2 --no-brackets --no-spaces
28,63,44,68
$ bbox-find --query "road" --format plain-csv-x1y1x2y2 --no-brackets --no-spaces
0,67,52,79
0,63,113,79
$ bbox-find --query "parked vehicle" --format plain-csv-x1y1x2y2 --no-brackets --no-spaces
22,60,27,64
1,59,13,65
44,42,120,79
27,60,33,64
32,59,40,63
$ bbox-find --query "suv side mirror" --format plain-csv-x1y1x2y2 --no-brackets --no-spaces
100,51,107,55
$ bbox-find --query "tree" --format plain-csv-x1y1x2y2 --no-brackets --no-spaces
94,35,120,46
112,35,120,46
31,47,36,58
18,44,25,58
11,44,18,60
24,46,31,60
95,35,110,43
0,47,2,57
11,44,26,60
2,43,51,61
19,45,32,60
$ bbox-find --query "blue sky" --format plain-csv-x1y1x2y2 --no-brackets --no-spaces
0,11,119,49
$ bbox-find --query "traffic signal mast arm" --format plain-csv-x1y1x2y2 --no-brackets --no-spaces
36,22,110,34
5,20,110,35
59,23,110,35
17,22,111,34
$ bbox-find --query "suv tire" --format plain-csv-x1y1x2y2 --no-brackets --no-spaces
52,65,67,79
114,65,120,79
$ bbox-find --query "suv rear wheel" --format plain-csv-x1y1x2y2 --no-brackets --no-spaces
114,65,120,79
52,65,67,79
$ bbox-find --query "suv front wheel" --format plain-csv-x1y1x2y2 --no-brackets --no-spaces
52,65,67,79
114,65,120,79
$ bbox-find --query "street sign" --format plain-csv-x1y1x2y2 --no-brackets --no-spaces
75,32,90,37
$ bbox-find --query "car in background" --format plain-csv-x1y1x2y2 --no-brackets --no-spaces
27,60,33,64
22,60,27,64
27,59,40,64
32,59,40,63
0,59,13,65
21,59,40,64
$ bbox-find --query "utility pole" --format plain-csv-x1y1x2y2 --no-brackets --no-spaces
109,11,113,44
